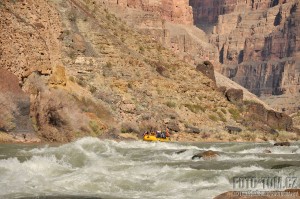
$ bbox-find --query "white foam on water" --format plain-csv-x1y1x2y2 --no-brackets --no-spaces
238,145,300,154
227,165,265,173
0,137,299,199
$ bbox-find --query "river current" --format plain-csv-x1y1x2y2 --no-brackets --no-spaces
0,137,299,199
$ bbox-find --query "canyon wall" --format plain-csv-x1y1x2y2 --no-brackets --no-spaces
191,0,300,114
190,0,287,25
101,0,219,66
103,0,193,25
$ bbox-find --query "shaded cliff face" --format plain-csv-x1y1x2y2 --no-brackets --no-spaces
191,0,300,114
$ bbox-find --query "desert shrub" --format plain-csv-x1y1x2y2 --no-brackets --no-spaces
209,114,218,122
76,77,87,87
69,76,75,82
184,104,205,113
213,132,228,141
165,101,176,108
240,131,257,141
89,120,102,136
120,121,139,134
139,46,145,54
104,61,112,68
0,132,14,142
217,111,227,122
201,132,210,139
89,85,97,94
276,131,297,142
68,10,77,22
33,89,89,142
229,108,240,120
221,108,227,114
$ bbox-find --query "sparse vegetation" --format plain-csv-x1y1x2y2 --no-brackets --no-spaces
184,104,205,113
104,61,112,68
77,77,87,87
68,10,77,22
240,131,257,141
165,101,176,108
221,108,227,114
89,85,97,94
139,46,145,54
0,132,14,143
209,114,218,122
69,76,75,82
229,108,240,120
217,111,227,122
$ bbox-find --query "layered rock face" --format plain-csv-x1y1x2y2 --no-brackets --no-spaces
191,0,300,114
102,0,219,66
190,0,287,25
0,0,62,81
105,0,193,25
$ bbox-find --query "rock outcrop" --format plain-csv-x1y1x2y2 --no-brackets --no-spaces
192,150,219,160
0,0,62,81
0,69,33,133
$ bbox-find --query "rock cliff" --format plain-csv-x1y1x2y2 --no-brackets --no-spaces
104,0,193,25
102,0,219,66
191,0,300,114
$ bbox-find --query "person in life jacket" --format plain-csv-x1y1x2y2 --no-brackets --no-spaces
165,128,170,137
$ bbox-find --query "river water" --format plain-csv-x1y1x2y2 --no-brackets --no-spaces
0,137,299,199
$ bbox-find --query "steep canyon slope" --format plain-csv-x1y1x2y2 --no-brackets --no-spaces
0,0,236,142
0,0,298,142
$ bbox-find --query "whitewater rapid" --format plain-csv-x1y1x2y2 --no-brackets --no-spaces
0,138,299,199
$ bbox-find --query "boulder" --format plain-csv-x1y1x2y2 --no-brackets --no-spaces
271,164,294,169
196,61,216,87
244,101,294,132
192,150,219,160
186,125,201,134
267,110,293,131
225,126,242,134
175,149,187,154
225,88,243,104
167,120,180,132
274,142,291,146
263,149,272,153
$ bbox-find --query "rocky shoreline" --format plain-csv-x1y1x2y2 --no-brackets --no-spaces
1,130,298,144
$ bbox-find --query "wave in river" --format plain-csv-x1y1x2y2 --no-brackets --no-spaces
0,137,299,199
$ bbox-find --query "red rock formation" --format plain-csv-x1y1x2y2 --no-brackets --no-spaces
106,0,193,25
190,0,287,24
190,0,299,113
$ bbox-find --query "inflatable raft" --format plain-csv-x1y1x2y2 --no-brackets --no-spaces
143,135,171,142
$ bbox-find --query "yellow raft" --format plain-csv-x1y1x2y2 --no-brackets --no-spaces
143,135,171,142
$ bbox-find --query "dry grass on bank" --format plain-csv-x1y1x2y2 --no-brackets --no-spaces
0,132,14,143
